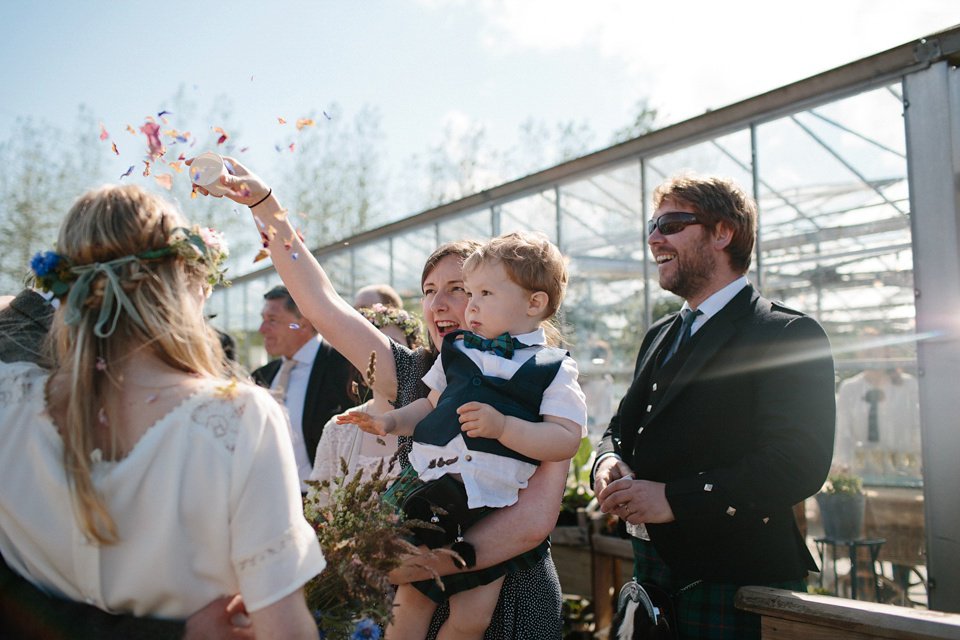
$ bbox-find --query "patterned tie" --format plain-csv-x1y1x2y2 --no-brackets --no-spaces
461,331,528,358
272,357,297,402
664,308,703,364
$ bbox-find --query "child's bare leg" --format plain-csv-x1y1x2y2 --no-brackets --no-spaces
436,576,504,640
386,584,437,640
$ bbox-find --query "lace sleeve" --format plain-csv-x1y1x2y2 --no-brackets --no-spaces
389,341,435,469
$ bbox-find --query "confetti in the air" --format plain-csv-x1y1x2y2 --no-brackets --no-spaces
140,122,164,159
158,110,172,118
120,165,135,179
240,147,249,153
295,118,315,131
154,173,174,190
277,117,287,124
254,248,271,263
323,111,331,120
289,142,295,152
111,142,119,155
98,122,109,140
212,126,229,145
142,161,151,177
168,161,183,173
126,125,136,135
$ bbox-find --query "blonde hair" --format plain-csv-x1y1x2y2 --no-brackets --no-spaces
47,184,231,543
463,231,568,345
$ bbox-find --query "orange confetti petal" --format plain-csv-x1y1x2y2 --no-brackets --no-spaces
253,248,271,263
126,125,136,135
191,185,199,199
142,161,151,177
154,173,173,190
295,118,315,131
168,161,183,173
296,230,305,242
111,142,119,155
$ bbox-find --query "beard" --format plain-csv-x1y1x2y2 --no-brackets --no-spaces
659,233,716,300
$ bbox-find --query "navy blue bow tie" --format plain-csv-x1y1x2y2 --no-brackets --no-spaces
461,331,528,358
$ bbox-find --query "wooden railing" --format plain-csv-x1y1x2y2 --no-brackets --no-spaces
736,586,960,640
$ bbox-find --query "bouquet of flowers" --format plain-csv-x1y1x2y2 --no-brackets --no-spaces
303,454,426,639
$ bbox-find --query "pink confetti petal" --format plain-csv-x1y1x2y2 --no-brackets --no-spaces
154,173,174,190
140,122,164,159
98,121,109,140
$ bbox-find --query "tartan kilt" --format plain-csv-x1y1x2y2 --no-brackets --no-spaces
631,538,807,640
384,466,550,603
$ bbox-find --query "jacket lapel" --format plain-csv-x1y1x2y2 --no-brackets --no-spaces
646,285,757,423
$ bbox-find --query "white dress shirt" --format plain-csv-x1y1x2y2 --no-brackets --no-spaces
270,335,321,491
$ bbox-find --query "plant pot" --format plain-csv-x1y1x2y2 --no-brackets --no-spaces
816,493,866,540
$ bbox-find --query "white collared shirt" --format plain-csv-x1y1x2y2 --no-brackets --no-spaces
680,275,749,337
270,335,322,490
414,328,587,509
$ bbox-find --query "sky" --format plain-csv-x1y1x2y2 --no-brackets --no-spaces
1,0,957,220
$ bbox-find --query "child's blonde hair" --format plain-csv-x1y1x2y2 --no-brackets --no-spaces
463,231,568,342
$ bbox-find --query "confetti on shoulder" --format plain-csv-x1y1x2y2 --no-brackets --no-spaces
214,377,239,398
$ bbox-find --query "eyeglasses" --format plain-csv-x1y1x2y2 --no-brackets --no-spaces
647,212,701,236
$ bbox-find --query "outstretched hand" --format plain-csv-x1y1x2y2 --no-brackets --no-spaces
336,410,395,436
184,155,270,207
457,401,506,439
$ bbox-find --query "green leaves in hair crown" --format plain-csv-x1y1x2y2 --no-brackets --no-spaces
30,224,230,295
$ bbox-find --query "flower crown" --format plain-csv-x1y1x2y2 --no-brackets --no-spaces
31,225,230,296
358,303,422,344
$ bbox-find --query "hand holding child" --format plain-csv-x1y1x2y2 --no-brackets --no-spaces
457,401,507,440
336,410,396,436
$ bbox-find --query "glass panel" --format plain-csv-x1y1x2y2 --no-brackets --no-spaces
391,226,438,300
352,239,392,297
499,191,558,242
756,83,919,489
438,209,492,245
559,163,645,441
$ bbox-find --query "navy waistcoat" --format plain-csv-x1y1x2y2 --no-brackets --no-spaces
413,330,567,465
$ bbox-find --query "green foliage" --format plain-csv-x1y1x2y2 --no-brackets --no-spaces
303,456,422,638
562,437,595,514
820,467,864,495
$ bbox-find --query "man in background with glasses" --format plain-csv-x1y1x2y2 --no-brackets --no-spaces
592,173,836,639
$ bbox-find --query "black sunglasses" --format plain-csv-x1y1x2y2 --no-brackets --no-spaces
647,211,702,236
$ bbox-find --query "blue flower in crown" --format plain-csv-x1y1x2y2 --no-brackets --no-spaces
350,618,381,640
30,251,61,278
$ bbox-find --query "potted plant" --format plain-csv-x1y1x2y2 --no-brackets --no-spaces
815,466,866,540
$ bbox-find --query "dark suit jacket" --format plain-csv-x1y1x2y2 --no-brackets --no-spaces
598,284,836,584
0,289,53,366
252,339,355,465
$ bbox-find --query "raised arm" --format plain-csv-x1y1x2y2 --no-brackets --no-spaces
190,156,401,401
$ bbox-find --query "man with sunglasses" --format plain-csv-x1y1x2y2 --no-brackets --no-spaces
593,173,836,639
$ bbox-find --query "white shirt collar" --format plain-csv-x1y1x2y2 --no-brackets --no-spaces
513,328,547,347
290,333,322,366
681,276,749,332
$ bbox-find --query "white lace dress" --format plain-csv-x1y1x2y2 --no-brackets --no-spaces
0,360,325,618
309,400,402,504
